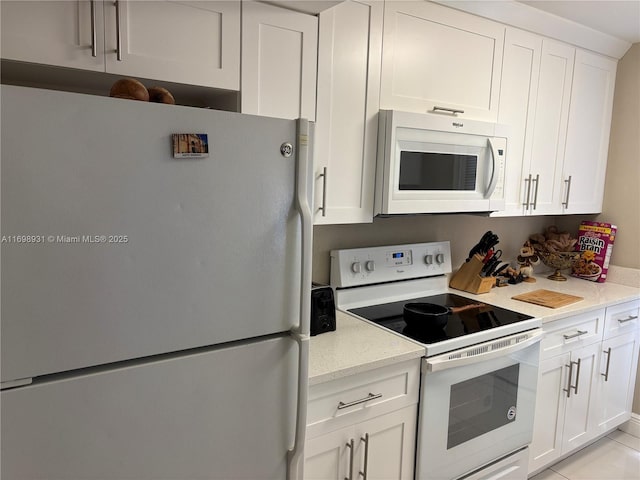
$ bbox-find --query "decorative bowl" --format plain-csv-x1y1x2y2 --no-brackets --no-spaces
535,249,581,281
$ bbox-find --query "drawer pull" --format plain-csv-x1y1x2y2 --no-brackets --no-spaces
618,315,638,324
337,392,382,410
563,330,588,340
432,106,464,115
345,439,354,480
601,347,612,382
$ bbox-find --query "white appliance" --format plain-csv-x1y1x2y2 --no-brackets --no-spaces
0,85,313,479
331,242,542,480
375,110,508,215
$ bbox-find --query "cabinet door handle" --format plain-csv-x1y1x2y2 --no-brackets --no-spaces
359,433,369,480
114,0,122,61
563,359,580,397
345,439,354,480
601,347,612,382
432,106,464,115
90,0,97,57
618,315,638,324
318,167,328,217
563,329,588,340
337,392,382,410
531,174,540,210
522,174,532,209
562,176,572,208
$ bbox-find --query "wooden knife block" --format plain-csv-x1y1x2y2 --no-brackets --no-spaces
449,255,496,294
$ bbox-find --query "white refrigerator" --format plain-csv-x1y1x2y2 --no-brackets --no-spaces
0,85,312,479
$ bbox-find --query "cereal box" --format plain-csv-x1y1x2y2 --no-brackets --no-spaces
572,221,617,283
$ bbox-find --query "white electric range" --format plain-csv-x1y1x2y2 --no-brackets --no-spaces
330,241,543,480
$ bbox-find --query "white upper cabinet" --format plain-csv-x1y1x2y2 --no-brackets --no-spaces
561,49,617,214
314,0,383,224
104,1,240,90
380,1,505,122
1,0,106,71
241,1,317,120
0,1,241,90
495,29,575,217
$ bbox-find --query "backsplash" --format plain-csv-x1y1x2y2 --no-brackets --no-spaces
312,214,593,284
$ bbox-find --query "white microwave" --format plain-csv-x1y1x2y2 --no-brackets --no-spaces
375,110,508,215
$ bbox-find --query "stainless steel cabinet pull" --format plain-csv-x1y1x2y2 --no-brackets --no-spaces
359,433,369,479
618,315,638,324
531,174,540,210
114,0,122,61
562,176,572,208
432,106,465,115
522,174,532,208
345,439,354,480
563,359,580,397
563,330,588,340
90,0,97,57
337,392,382,410
318,167,327,217
601,347,612,382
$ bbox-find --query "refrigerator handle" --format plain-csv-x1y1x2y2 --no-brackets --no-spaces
287,118,313,480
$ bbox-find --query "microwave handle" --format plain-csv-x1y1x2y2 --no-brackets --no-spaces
485,138,500,199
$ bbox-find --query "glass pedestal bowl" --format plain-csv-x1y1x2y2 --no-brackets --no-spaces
536,249,581,281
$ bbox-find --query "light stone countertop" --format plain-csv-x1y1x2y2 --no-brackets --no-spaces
308,310,424,386
308,270,639,386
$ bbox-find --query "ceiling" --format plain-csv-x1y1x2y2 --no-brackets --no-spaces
518,1,640,43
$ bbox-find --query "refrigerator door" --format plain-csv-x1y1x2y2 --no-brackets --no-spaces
2,336,296,479
1,86,303,383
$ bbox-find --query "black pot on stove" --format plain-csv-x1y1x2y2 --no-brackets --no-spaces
403,302,485,330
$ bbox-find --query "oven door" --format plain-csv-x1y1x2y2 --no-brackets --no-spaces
415,330,542,480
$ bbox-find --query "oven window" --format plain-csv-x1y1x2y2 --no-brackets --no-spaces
447,364,519,449
398,151,477,190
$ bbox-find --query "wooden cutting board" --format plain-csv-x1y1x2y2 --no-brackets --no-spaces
512,289,584,308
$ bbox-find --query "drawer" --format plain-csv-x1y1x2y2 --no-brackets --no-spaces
306,359,420,439
604,299,640,339
540,308,605,360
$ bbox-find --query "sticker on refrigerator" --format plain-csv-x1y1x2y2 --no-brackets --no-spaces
172,134,209,159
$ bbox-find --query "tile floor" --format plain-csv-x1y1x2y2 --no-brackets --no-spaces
531,430,640,480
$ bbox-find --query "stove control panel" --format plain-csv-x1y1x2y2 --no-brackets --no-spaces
330,241,452,288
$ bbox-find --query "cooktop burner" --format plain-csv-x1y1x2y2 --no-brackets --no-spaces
348,293,533,345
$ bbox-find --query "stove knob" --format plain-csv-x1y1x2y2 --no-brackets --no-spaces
365,260,375,272
424,254,434,265
351,262,362,273
435,253,445,265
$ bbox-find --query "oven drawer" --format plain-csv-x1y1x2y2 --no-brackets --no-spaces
604,300,640,340
306,359,420,438
540,309,605,360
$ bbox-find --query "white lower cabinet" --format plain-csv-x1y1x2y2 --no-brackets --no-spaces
305,405,417,480
305,360,420,480
529,300,640,475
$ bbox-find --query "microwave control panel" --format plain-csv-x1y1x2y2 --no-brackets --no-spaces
330,241,452,288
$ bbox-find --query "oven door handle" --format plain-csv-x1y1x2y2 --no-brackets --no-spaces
425,330,543,373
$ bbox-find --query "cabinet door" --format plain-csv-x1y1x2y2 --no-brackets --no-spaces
314,0,383,224
562,342,600,453
305,425,354,480
241,1,317,120
0,0,105,71
528,39,575,215
561,49,617,214
495,28,541,217
357,405,417,480
529,353,570,474
594,332,640,433
380,1,504,121
104,1,240,89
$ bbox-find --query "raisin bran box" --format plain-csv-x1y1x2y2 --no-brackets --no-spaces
572,221,617,283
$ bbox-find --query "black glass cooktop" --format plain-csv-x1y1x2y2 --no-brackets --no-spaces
348,293,533,344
